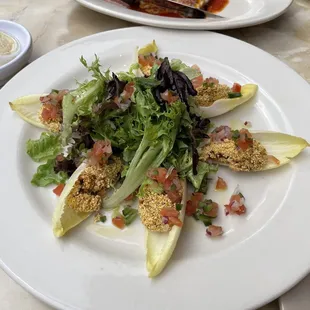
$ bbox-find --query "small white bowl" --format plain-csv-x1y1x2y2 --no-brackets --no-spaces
0,20,32,86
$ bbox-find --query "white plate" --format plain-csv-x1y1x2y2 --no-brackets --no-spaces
75,0,293,30
0,26,310,310
279,274,310,310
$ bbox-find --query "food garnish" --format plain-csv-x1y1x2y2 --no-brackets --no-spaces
215,176,227,191
206,225,223,237
52,142,122,237
225,185,246,215
192,83,258,118
144,175,187,277
199,126,308,171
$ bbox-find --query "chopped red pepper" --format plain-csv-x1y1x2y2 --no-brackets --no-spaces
232,83,241,93
88,140,112,165
168,216,183,227
112,216,125,230
160,207,179,218
215,177,227,191
53,183,65,196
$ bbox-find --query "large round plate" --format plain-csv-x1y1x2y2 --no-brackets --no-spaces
75,0,293,30
0,27,310,310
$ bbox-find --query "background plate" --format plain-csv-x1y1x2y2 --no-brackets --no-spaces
75,0,293,30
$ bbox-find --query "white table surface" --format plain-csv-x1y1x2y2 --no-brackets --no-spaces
1,0,310,309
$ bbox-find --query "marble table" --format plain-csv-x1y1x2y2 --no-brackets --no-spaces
1,0,310,309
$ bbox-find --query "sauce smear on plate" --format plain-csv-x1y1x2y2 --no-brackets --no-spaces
109,0,228,18
206,0,229,13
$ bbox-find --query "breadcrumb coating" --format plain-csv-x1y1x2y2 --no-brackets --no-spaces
139,193,176,233
200,139,268,171
66,157,122,213
196,83,230,107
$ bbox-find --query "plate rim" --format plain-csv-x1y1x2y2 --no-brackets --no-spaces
1,26,310,310
75,0,294,30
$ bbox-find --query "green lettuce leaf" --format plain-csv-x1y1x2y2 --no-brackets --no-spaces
170,59,201,80
31,159,68,187
103,99,185,209
61,56,109,145
187,161,218,193
26,132,62,162
117,63,140,82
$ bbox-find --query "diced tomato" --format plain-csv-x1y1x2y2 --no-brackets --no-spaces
235,205,246,215
40,90,68,107
147,167,179,185
138,54,157,68
53,183,65,196
122,82,135,101
112,216,125,229
166,168,178,181
160,90,179,104
225,203,246,216
191,74,204,89
88,140,112,165
124,188,139,201
204,77,219,85
160,207,179,218
166,190,181,204
230,194,241,203
225,188,246,216
41,103,59,122
191,64,201,73
186,192,204,216
169,216,183,227
192,192,204,208
56,89,69,102
232,83,241,93
236,128,253,151
206,225,223,237
163,178,173,192
186,200,196,216
268,155,280,166
236,140,251,151
215,177,227,191
204,202,219,218
147,168,159,180
156,168,168,184
138,55,149,67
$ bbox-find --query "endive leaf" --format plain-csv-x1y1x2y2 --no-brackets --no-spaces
251,131,309,170
52,163,90,237
146,180,187,278
138,40,158,56
9,94,47,129
192,84,258,118
201,131,308,172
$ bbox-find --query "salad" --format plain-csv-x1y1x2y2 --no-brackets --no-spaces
9,40,309,277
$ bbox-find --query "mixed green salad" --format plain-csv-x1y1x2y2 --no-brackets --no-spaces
9,40,309,277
